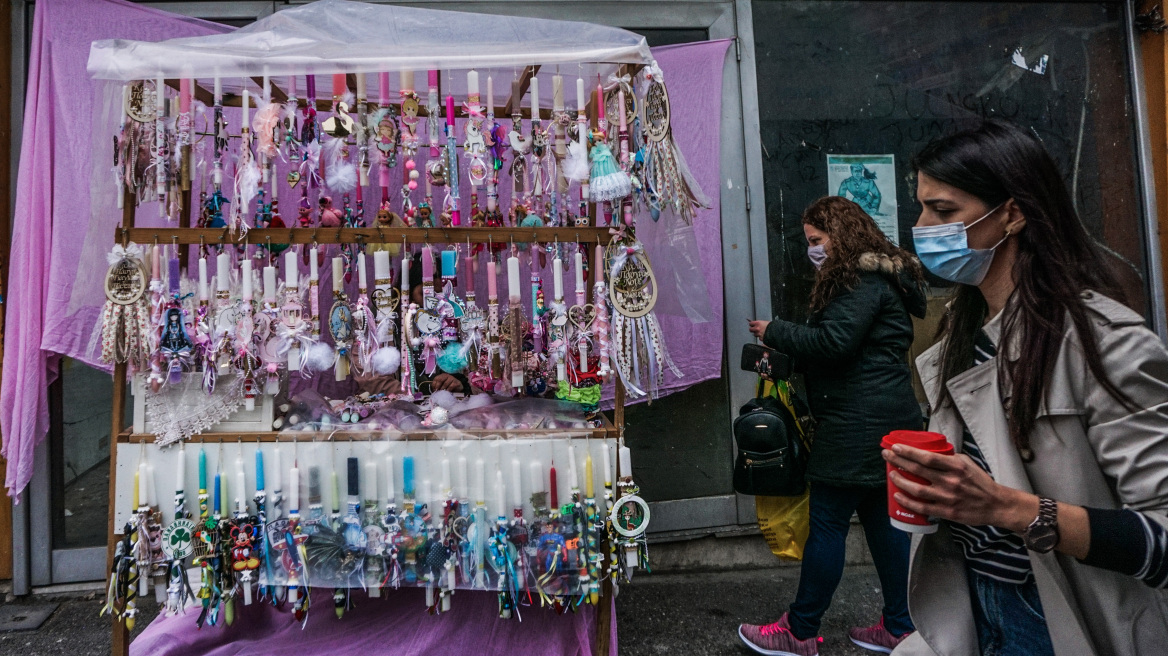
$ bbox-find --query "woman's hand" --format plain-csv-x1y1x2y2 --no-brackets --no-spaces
748,319,770,340
431,373,464,393
882,444,1037,531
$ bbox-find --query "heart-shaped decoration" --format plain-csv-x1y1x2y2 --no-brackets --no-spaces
287,170,301,188
568,304,597,333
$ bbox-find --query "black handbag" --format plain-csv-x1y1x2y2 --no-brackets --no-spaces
732,346,811,497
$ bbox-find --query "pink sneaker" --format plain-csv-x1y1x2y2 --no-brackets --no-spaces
849,618,912,654
737,612,822,656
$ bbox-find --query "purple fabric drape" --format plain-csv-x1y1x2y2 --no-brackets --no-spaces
132,588,615,656
0,0,227,497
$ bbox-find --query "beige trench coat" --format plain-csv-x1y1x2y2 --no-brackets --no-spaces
893,291,1168,656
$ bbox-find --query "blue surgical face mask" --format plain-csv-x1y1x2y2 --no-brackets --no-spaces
911,203,1008,285
807,244,828,270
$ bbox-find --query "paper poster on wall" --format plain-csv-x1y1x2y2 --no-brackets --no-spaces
826,154,899,244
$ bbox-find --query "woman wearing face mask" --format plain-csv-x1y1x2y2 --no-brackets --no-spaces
740,195,926,656
888,120,1168,656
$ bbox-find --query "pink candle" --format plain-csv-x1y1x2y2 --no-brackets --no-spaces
463,255,474,291
332,74,346,98
422,246,434,280
487,260,498,299
151,244,160,280
445,95,455,127
179,79,191,114
378,72,389,105
618,89,627,131
597,83,605,121
594,244,604,283
428,70,439,88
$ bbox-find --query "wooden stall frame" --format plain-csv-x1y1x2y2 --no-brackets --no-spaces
107,183,628,656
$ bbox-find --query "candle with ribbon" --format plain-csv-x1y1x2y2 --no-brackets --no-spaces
284,249,303,370
330,256,352,380
551,252,567,381
445,94,461,225
594,243,612,379
506,252,524,390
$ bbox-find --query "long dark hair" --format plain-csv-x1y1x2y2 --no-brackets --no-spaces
803,196,924,313
915,120,1132,459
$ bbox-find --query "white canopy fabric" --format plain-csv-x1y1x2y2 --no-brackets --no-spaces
87,0,653,83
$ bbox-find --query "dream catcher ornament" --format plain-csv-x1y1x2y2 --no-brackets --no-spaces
101,242,153,370
606,235,681,399
639,63,710,225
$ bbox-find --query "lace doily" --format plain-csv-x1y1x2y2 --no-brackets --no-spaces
145,373,245,446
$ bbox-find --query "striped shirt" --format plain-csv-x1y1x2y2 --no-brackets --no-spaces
950,329,1168,589
949,330,1034,584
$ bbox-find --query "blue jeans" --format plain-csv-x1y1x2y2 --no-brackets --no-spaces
788,483,914,640
967,568,1055,656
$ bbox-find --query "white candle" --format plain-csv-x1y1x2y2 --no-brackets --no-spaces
574,252,584,292
365,460,377,501
285,250,298,289
507,255,521,303
399,69,414,93
385,455,395,502
467,70,479,96
552,256,563,299
601,442,611,484
146,464,157,507
495,469,505,518
401,256,410,296
357,252,367,291
217,252,230,291
568,445,579,491
619,445,632,478
332,257,343,293
373,250,390,281
529,460,542,494
176,445,186,494
355,73,366,100
241,258,253,301
576,77,586,112
198,257,209,301
487,76,494,114
289,464,300,511
553,75,564,112
236,456,247,513
420,479,431,510
474,458,485,502
309,247,319,281
242,87,250,128
272,447,282,492
213,77,222,104
263,265,276,302
458,456,468,499
530,77,539,116
511,459,522,508
440,458,451,499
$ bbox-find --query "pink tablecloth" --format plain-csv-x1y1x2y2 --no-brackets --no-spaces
132,589,616,656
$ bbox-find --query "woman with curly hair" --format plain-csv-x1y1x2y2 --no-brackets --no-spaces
739,195,926,656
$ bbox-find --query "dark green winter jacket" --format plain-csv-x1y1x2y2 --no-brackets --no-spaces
763,253,927,487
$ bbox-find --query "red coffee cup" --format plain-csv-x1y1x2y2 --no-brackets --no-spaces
881,430,955,534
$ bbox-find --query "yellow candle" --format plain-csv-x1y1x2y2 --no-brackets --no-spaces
585,453,594,498
132,470,140,509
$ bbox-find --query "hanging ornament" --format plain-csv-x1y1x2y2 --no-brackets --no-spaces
101,243,152,370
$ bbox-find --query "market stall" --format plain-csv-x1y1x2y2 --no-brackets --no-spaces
87,1,707,654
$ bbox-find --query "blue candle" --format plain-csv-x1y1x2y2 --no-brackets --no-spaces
199,449,207,491
256,449,265,491
213,472,221,512
441,250,457,279
402,456,415,498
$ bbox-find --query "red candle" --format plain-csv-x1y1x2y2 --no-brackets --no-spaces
463,255,474,291
179,78,191,114
332,74,346,98
597,82,605,121
549,462,558,509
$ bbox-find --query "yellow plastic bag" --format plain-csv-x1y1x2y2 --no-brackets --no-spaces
753,377,811,561
756,492,811,561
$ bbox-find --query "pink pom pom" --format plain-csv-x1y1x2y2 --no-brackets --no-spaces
408,180,418,191
405,159,416,170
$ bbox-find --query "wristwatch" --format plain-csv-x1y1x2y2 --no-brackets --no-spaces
1023,496,1060,553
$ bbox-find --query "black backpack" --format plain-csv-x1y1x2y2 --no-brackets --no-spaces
732,386,811,497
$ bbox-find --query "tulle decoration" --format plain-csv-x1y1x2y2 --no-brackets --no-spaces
300,340,337,375
324,137,356,194
252,99,283,160
371,345,401,375
588,143,630,202
563,139,591,182
437,342,470,374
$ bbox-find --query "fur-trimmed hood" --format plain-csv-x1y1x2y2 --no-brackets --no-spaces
857,252,928,319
